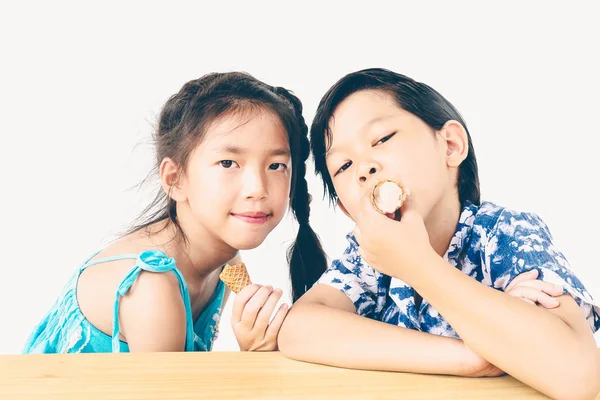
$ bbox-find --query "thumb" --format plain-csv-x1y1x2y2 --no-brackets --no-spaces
353,187,383,227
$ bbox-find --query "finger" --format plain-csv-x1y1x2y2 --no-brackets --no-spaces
265,303,290,342
253,288,284,332
231,284,262,324
396,189,416,220
508,286,560,308
534,292,561,309
239,285,274,328
354,184,390,229
505,269,539,292
510,279,564,297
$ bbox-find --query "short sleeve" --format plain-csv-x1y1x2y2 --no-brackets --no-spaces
317,234,381,318
486,210,600,333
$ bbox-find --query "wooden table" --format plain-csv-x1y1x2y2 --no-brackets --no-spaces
0,351,597,399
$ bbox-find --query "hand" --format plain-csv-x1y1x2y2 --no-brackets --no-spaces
352,189,436,281
460,341,505,377
231,284,289,351
505,269,563,308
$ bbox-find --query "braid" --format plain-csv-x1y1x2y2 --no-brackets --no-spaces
272,87,328,302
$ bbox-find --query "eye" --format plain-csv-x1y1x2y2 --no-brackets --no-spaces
376,132,396,145
268,163,287,171
220,160,238,168
334,161,352,176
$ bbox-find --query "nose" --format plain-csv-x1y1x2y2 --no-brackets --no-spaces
242,168,268,200
357,159,381,184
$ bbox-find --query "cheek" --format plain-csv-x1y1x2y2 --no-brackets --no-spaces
400,139,440,176
406,151,449,206
272,174,291,209
187,169,233,207
332,178,359,215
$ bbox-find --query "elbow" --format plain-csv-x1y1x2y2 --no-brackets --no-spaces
277,307,303,360
546,352,600,400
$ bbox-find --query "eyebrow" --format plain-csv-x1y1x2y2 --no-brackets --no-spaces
216,145,291,157
326,115,394,158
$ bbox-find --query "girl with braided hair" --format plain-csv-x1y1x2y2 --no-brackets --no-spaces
23,72,327,354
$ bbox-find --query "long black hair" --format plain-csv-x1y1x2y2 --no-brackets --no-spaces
128,72,327,302
310,68,480,207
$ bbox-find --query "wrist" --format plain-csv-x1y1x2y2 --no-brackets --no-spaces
455,341,482,376
400,249,443,286
434,338,479,377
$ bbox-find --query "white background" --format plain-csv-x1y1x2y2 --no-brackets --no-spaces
1,1,598,354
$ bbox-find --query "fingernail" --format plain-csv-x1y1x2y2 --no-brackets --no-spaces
554,285,563,292
281,303,288,309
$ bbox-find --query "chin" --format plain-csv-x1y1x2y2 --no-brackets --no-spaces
226,235,268,251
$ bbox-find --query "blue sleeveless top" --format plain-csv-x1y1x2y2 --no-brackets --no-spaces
23,249,226,353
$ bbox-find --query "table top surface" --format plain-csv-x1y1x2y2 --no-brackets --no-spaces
1,350,598,399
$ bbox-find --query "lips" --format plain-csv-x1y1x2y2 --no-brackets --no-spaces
231,212,272,225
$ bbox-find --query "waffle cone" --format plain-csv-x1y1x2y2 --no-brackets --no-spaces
371,179,407,214
219,263,252,293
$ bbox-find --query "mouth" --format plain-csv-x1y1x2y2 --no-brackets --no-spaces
231,212,273,225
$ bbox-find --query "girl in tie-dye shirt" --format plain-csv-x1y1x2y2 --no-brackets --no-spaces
279,68,600,400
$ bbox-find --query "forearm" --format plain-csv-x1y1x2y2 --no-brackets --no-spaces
414,258,599,399
278,302,471,375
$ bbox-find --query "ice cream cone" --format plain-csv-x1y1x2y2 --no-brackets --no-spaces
371,179,407,214
219,263,252,293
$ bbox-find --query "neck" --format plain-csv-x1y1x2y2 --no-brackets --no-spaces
149,206,238,285
424,194,462,258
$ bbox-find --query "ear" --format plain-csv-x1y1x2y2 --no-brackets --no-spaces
337,199,354,221
439,120,468,168
159,157,187,202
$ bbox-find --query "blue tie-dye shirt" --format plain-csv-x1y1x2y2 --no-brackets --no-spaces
318,201,600,337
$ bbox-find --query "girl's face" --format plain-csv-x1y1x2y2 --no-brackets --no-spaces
325,90,460,225
177,108,292,250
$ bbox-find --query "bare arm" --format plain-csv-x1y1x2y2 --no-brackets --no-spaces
278,283,476,375
351,189,600,399
414,258,600,400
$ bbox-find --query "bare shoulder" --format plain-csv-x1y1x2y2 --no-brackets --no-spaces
118,269,187,351
76,241,143,339
124,268,183,304
77,232,186,350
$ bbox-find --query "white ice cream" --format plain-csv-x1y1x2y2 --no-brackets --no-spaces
373,181,404,213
